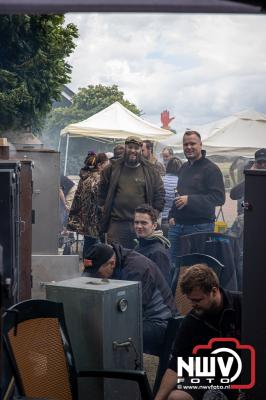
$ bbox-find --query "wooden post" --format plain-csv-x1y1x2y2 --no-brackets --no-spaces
0,138,10,159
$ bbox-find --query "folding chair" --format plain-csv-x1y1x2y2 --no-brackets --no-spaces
181,232,241,290
2,299,152,400
171,253,224,315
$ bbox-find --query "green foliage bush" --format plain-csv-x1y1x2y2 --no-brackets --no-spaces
0,15,78,133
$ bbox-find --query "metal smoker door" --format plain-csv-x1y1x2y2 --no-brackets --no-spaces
0,168,20,307
102,284,143,400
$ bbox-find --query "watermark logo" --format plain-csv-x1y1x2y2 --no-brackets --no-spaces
177,338,255,390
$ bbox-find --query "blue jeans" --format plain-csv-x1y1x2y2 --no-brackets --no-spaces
168,222,215,265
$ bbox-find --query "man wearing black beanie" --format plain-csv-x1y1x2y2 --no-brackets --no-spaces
83,242,177,356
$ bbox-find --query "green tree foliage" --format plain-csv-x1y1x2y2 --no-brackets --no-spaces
0,15,78,132
43,84,141,144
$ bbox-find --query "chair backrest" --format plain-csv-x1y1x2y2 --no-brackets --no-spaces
180,232,240,290
3,299,153,400
2,299,78,400
171,253,224,315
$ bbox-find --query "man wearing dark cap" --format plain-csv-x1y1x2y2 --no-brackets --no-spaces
230,148,266,204
98,136,165,249
254,148,266,168
228,147,266,279
83,242,177,355
112,144,125,160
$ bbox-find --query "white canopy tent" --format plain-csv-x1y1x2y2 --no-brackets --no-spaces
60,101,174,174
157,110,266,157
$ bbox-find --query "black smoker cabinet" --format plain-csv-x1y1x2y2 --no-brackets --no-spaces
242,169,266,398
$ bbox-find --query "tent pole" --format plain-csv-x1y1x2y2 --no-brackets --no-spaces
64,134,70,176
57,135,62,152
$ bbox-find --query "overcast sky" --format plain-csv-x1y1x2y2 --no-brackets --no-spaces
65,13,266,132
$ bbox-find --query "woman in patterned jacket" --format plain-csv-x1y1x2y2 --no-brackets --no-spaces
67,151,109,257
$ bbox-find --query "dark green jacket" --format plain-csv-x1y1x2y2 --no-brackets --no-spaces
98,157,165,232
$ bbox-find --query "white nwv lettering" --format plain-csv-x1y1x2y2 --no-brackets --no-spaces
177,356,235,378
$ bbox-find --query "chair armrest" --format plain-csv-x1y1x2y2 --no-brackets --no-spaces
78,369,153,400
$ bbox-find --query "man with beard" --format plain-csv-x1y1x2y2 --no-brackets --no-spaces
142,139,166,176
98,136,165,248
155,264,242,400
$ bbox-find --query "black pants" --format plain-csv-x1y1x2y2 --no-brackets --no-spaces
143,320,167,356
107,220,137,249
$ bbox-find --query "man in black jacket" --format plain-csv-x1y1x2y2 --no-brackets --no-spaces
230,149,266,215
155,264,242,400
98,136,165,249
82,242,177,355
134,204,172,285
168,130,225,263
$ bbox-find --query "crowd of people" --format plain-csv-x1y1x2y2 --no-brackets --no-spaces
59,133,266,399
63,131,227,268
